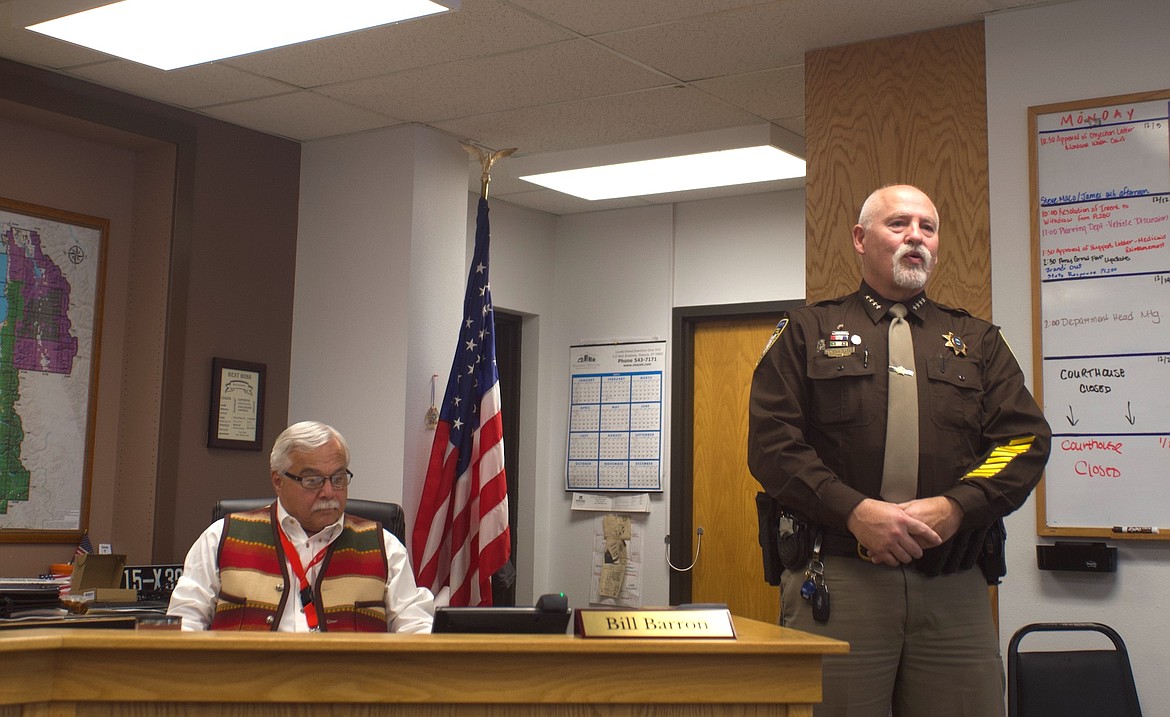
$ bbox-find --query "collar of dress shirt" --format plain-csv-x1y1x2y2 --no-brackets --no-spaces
274,498,345,545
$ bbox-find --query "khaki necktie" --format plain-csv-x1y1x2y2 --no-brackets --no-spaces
881,303,918,503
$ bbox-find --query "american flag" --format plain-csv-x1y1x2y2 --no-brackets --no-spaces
74,530,94,559
411,197,510,607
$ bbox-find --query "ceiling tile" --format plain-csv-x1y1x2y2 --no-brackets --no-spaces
773,115,805,138
318,40,671,123
433,85,761,155
692,66,804,123
199,91,404,142
0,6,111,69
593,4,808,81
594,0,993,82
69,61,295,109
219,0,575,89
503,0,777,36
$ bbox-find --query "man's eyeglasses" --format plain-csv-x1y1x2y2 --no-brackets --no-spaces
282,469,353,490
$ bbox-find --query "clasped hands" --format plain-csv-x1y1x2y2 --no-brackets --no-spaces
846,496,963,567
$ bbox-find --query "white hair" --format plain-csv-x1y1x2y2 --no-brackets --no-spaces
269,421,350,473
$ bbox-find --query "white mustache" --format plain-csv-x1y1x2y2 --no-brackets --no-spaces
895,243,932,265
313,499,341,512
891,242,933,290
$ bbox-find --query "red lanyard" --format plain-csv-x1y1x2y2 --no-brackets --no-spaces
276,521,328,630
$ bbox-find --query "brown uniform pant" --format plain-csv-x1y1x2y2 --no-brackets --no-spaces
780,554,1005,717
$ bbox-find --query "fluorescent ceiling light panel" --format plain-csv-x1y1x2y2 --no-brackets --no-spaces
26,0,456,71
520,146,805,201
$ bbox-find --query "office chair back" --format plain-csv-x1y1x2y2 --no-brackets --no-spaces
1008,622,1142,717
212,498,406,544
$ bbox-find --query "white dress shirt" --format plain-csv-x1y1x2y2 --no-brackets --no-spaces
167,500,434,633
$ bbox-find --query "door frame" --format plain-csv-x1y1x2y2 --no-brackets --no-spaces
493,310,522,606
668,300,803,605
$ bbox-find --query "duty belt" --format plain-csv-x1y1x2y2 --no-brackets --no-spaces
819,532,871,561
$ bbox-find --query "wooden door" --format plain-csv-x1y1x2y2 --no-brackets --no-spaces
690,316,784,623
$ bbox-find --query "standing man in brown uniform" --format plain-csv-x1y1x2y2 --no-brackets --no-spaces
748,185,1051,717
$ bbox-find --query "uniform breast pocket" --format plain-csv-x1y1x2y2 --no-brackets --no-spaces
808,355,876,427
926,359,983,433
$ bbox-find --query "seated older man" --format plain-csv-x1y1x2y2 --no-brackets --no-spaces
168,420,433,632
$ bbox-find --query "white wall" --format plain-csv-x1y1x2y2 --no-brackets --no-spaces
546,205,677,605
674,191,806,307
986,0,1170,710
295,165,805,605
293,124,466,528
482,192,806,607
468,198,557,603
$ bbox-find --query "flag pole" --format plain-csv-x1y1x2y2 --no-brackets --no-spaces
461,142,516,199
413,142,518,607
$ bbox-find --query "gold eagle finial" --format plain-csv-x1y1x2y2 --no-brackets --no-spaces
462,142,517,199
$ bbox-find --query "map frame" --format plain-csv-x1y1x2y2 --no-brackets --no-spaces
0,196,107,545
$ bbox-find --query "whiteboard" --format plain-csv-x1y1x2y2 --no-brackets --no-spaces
1031,90,1170,538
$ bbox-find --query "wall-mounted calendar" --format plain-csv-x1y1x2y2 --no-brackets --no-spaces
566,341,666,492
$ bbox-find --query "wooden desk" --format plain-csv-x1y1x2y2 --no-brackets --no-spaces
0,615,847,716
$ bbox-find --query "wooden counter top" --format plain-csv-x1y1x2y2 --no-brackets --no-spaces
0,614,848,716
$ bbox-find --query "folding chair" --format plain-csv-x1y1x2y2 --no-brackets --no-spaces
1007,622,1142,717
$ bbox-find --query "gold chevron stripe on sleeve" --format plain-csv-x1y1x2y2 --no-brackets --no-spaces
962,436,1035,479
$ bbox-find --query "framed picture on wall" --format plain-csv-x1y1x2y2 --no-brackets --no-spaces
0,197,108,544
208,357,266,451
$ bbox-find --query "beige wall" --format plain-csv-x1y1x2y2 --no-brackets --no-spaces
0,58,300,574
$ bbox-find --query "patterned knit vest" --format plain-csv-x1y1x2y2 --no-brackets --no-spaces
210,505,389,632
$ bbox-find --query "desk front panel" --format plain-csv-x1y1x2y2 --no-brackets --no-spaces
0,617,847,717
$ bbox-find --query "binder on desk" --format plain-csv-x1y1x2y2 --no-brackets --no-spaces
0,615,137,630
0,580,63,619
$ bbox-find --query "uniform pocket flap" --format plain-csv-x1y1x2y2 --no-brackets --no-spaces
926,359,982,391
808,354,874,380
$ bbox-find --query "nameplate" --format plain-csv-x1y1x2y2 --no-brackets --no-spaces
575,608,736,639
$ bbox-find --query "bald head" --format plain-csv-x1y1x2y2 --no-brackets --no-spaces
851,185,940,301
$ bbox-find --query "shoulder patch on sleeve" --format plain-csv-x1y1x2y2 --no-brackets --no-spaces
757,318,789,366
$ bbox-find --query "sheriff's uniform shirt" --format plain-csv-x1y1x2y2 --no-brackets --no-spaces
748,282,1052,538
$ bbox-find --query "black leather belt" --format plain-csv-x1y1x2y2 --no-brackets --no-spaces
820,532,871,561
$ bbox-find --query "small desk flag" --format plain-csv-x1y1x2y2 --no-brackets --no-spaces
73,530,94,561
